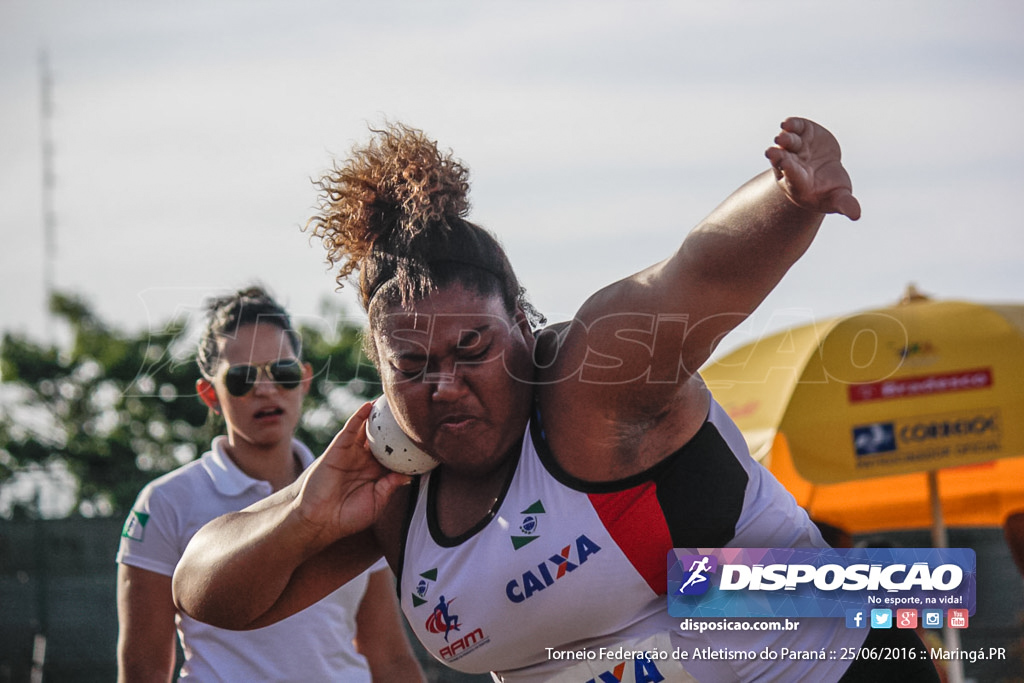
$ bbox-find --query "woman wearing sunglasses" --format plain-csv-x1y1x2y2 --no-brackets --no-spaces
115,286,424,682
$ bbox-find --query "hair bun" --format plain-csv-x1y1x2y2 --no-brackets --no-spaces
380,124,470,232
306,122,471,288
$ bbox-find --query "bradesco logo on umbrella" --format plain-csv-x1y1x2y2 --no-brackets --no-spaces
667,548,975,621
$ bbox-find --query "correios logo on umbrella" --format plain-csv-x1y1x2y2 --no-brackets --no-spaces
853,423,896,455
851,408,1002,467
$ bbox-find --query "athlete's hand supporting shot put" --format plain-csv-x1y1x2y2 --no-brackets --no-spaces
172,403,409,630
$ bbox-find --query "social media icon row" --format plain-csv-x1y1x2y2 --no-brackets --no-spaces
845,608,968,629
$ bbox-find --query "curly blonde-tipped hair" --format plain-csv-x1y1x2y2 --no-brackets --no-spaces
306,122,471,294
304,122,543,347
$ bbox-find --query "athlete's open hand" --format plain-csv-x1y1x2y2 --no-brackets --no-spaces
765,117,861,221
296,402,411,543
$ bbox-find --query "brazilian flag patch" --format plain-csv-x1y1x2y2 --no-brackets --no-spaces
121,510,150,541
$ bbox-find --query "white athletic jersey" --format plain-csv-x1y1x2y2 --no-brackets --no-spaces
398,400,868,682
117,437,376,682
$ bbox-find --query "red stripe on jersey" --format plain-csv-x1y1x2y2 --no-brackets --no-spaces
588,483,672,594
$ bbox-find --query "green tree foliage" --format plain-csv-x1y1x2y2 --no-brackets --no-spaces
0,292,379,519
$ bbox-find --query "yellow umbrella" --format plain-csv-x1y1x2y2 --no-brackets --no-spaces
703,287,1024,495
765,432,1024,535
702,288,1024,683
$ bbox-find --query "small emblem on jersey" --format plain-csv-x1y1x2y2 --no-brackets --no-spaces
121,511,150,541
411,567,437,607
426,594,493,662
511,499,545,550
426,595,461,642
677,554,717,596
439,626,490,663
588,658,666,683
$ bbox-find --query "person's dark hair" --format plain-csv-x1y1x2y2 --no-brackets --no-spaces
196,285,301,379
303,122,544,364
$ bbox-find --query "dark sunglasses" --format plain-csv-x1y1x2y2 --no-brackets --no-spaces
220,359,304,397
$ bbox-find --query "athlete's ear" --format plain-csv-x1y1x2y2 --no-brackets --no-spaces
513,305,535,345
196,378,220,414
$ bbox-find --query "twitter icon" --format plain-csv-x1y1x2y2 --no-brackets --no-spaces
870,609,892,629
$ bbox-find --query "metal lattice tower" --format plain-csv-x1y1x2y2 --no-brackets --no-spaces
39,49,56,341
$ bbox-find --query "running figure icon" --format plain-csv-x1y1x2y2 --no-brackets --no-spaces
679,557,712,593
432,595,460,642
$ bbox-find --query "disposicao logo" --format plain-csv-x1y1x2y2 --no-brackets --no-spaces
667,547,975,619
677,554,717,595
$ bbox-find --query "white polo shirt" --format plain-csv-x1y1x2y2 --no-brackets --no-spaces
117,436,375,682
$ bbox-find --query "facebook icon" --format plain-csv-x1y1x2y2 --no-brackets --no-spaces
845,610,866,629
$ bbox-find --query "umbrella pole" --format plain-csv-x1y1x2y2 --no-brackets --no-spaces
929,470,965,683
929,470,947,549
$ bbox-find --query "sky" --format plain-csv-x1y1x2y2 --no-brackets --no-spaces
2,0,1023,359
